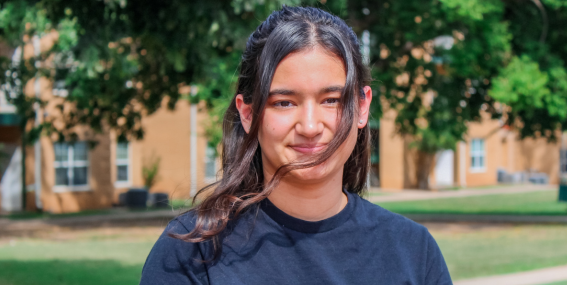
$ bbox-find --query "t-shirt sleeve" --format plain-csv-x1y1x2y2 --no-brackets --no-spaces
425,232,453,285
140,218,210,285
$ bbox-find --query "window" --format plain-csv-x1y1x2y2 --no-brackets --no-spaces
54,142,89,190
116,142,130,184
205,145,217,181
52,80,69,97
470,139,485,172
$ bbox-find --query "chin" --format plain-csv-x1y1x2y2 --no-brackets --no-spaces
288,162,334,183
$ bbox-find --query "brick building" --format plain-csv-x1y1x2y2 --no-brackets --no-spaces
0,37,216,213
378,108,567,190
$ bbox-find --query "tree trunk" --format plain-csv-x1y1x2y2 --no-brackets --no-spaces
416,151,435,190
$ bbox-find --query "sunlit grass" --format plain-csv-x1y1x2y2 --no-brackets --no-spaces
2,217,567,284
378,190,567,215
431,225,567,280
0,228,160,285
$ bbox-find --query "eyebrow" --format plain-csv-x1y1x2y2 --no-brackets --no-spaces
268,85,345,96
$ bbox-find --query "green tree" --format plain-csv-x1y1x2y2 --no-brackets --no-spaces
0,1,76,210
4,0,565,195
0,0,302,210
346,0,567,189
348,0,511,189
490,1,567,140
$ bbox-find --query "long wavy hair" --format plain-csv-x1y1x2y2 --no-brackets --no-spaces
173,6,371,261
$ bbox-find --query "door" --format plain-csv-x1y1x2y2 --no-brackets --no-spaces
435,150,454,187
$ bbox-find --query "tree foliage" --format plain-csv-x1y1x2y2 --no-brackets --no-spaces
0,0,303,145
345,0,567,188
1,0,566,192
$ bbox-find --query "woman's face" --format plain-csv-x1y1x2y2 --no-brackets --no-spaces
236,46,372,185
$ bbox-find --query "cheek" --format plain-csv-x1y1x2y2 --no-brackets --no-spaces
258,111,295,147
336,122,359,161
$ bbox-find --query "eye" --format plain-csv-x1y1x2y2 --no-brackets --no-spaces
323,98,339,105
273,101,294,108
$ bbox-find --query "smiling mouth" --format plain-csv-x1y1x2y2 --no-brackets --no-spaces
289,143,327,154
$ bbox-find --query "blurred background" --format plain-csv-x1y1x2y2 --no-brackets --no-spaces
0,0,567,284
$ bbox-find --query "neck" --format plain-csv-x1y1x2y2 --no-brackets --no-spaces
265,168,348,222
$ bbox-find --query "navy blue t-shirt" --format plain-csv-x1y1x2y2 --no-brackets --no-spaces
140,191,452,284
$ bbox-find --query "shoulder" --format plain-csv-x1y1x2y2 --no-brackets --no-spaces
353,195,452,284
144,210,204,261
170,210,199,234
350,194,438,254
353,194,430,236
140,211,210,285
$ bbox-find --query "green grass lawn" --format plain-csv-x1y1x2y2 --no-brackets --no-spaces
1,223,567,284
0,228,159,285
431,225,567,281
378,190,567,215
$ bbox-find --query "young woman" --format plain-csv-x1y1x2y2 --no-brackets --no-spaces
141,6,452,285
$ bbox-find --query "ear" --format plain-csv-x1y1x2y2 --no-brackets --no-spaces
235,94,253,134
357,86,373,129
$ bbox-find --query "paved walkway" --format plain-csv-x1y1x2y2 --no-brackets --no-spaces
454,264,567,285
367,184,557,203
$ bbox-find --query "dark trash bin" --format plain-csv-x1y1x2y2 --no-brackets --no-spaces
126,188,149,208
118,192,127,206
149,192,169,208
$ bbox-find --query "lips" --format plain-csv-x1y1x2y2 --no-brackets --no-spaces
289,143,327,154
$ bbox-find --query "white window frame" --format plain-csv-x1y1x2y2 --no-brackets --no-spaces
114,141,132,187
52,80,69,97
470,138,486,173
204,145,217,183
0,90,16,113
53,142,90,192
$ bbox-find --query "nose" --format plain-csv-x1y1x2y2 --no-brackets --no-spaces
295,101,323,139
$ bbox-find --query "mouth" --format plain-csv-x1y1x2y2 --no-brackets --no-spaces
289,143,327,154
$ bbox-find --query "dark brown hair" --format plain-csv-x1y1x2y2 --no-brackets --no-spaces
172,6,371,261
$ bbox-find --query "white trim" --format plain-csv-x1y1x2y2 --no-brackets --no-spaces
53,185,91,193
459,142,467,187
0,90,16,113
469,138,486,173
114,141,132,187
204,177,217,184
469,167,487,173
114,181,131,188
53,142,90,190
204,145,217,180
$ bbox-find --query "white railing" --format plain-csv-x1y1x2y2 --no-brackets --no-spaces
1,146,22,212
0,91,16,113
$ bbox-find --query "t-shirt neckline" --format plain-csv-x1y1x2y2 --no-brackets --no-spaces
259,190,357,234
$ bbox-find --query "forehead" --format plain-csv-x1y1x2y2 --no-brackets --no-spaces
270,46,346,94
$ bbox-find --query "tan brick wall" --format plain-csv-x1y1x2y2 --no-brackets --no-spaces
379,110,561,190
111,98,212,202
379,109,405,190
513,135,560,184
462,113,501,187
